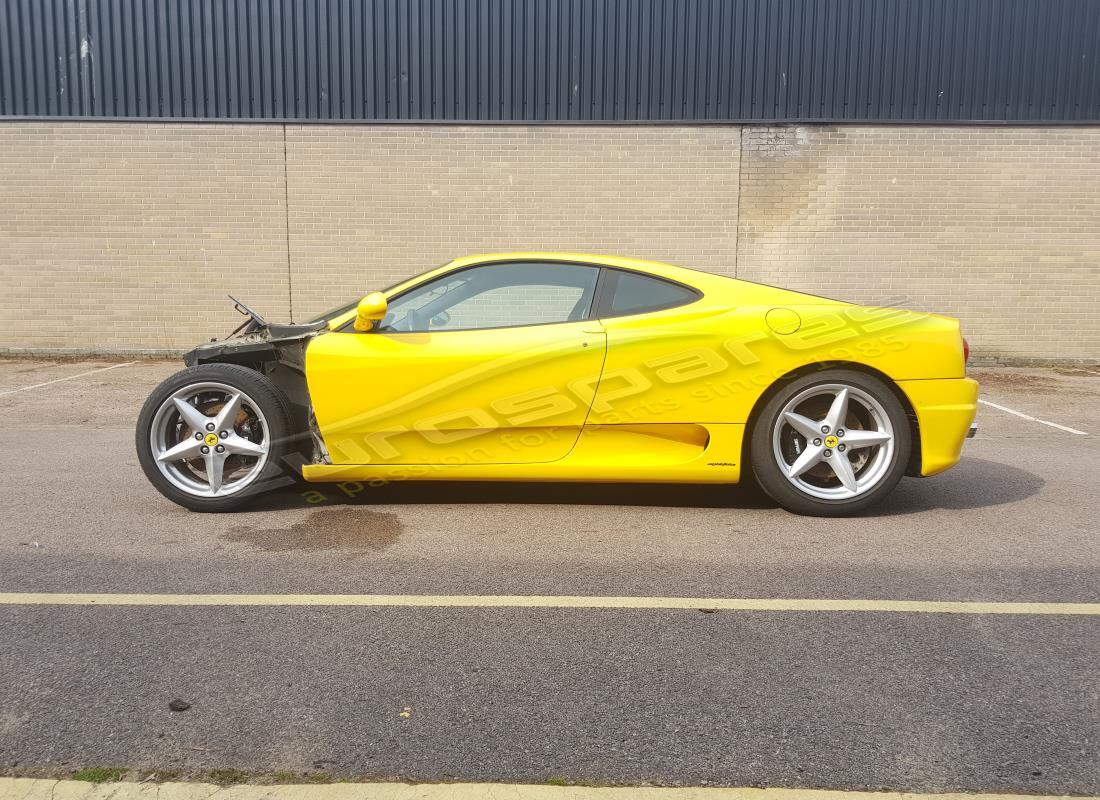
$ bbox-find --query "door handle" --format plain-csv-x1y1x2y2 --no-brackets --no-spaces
580,324,603,347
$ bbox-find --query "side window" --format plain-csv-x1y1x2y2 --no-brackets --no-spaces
379,262,600,332
600,269,700,317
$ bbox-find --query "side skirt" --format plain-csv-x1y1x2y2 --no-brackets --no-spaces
301,423,745,484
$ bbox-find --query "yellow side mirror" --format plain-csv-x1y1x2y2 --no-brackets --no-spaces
353,291,388,332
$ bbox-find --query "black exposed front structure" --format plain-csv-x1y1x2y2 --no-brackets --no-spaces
1,0,1097,124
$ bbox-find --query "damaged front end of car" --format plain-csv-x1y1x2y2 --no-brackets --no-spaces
182,296,333,466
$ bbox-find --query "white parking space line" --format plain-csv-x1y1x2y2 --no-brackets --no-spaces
0,361,137,397
1,593,1098,615
1,778,1098,800
978,399,1088,436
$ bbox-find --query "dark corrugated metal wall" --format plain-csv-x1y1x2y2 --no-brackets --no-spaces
1,0,1097,123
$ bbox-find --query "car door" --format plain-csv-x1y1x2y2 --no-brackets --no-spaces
306,261,607,466
586,268,720,425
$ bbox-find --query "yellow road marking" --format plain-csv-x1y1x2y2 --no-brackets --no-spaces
0,593,1097,615
0,778,1097,800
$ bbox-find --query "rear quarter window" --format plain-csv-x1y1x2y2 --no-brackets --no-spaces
599,269,700,317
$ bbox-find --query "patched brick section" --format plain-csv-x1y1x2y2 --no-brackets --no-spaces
0,123,290,352
737,126,1100,361
284,125,740,319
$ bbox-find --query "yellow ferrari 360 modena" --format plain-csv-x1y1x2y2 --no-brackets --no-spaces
136,253,978,516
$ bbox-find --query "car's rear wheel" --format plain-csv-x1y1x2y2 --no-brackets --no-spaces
750,369,911,516
136,364,293,512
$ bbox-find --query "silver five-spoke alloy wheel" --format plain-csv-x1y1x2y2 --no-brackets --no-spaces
771,383,895,500
149,381,270,498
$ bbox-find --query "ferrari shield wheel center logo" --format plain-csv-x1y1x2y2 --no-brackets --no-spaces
204,433,219,447
824,435,839,449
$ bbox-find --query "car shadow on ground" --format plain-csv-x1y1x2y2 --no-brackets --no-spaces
862,457,1044,517
248,456,1042,517
255,477,780,511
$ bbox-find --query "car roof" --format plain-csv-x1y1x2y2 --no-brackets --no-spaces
446,251,723,286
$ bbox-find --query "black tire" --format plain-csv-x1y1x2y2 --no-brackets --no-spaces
136,363,295,512
749,369,911,517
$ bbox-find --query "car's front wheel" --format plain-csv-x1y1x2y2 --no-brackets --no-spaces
136,364,293,512
750,369,911,516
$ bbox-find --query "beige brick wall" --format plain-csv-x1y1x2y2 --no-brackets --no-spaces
0,123,291,352
0,121,1097,361
737,126,1100,362
284,125,740,320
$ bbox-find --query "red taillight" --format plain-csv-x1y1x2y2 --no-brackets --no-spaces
963,337,970,363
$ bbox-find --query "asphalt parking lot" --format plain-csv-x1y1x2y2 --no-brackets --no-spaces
0,357,1097,793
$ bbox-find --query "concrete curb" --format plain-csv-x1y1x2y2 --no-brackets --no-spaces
1,348,1096,369
1,781,1097,800
0,347,185,360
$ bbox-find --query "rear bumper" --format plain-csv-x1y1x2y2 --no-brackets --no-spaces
896,377,980,477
